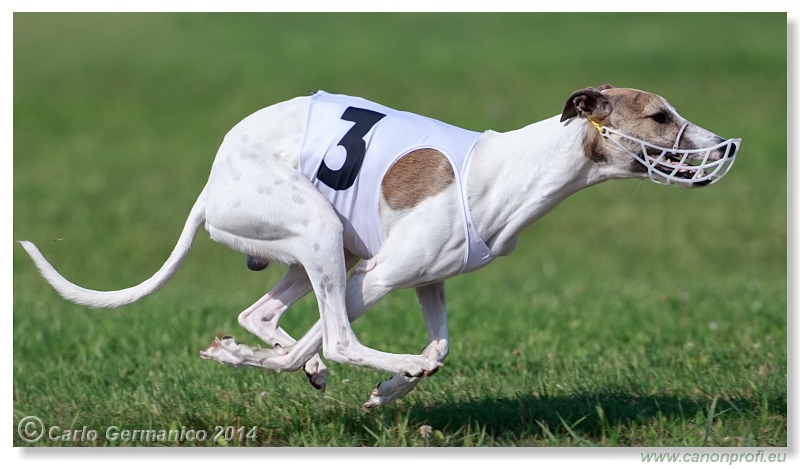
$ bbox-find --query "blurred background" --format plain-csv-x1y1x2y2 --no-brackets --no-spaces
13,13,786,446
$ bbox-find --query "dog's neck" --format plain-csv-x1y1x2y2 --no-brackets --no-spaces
467,115,608,256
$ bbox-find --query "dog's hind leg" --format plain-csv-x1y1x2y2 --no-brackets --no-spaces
232,265,326,389
198,136,346,375
199,264,315,374
364,281,449,407
231,252,359,390
200,239,339,375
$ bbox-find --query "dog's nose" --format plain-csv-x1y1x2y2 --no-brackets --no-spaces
710,138,736,161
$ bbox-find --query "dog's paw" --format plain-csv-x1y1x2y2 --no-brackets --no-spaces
200,336,292,370
363,374,421,408
363,382,393,408
200,336,264,366
200,336,245,365
401,357,443,378
303,357,328,392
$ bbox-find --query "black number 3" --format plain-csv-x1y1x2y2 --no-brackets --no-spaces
317,106,386,191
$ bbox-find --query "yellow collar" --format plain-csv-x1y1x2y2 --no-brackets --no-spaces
585,116,606,134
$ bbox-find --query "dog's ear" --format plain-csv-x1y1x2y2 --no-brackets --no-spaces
559,87,612,122
596,83,615,91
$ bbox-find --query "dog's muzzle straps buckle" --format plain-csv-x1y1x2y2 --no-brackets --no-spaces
585,117,740,187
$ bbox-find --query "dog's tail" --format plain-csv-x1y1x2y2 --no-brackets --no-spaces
19,185,208,309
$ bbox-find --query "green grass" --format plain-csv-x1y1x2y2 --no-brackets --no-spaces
13,13,786,447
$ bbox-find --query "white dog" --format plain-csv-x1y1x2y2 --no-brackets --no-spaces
21,85,739,407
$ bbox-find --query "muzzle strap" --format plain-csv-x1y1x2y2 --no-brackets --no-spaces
672,121,689,151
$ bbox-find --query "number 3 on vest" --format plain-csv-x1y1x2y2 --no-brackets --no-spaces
316,107,386,191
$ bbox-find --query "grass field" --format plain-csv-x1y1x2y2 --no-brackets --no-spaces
12,13,787,447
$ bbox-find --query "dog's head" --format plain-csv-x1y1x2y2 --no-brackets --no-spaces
560,85,739,187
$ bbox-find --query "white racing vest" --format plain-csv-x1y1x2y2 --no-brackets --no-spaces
299,91,496,273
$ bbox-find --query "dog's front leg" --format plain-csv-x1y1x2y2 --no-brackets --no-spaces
363,281,449,408
313,253,442,377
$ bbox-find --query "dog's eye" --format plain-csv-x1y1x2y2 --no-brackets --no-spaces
649,111,670,124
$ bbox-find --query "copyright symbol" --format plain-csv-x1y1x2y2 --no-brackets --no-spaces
18,416,45,443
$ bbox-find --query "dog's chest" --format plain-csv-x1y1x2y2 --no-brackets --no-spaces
298,91,481,259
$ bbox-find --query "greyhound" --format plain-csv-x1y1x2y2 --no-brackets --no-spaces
20,85,739,407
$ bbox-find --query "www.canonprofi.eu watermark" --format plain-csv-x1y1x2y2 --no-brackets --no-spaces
17,416,259,445
641,451,787,464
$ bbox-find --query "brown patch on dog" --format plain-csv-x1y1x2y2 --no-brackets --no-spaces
381,148,455,210
601,88,688,149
